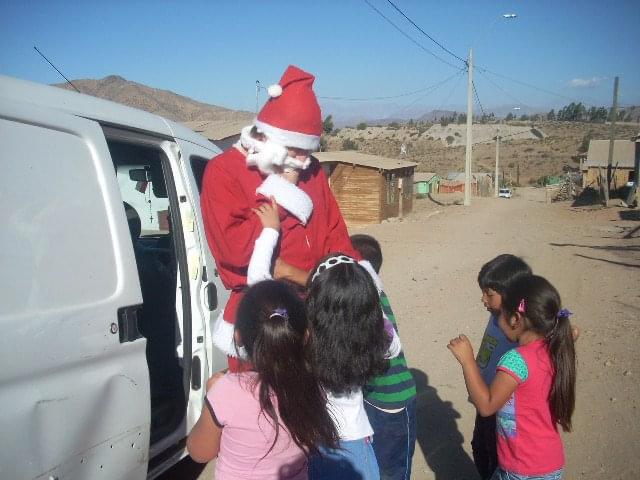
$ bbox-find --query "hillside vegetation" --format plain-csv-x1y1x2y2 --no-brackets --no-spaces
325,121,639,184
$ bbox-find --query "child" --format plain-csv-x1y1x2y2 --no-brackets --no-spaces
306,254,398,480
186,280,339,478
448,275,577,480
473,254,532,479
350,234,417,480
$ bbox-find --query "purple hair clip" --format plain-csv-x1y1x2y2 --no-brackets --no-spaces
269,308,289,320
557,308,573,320
517,299,526,314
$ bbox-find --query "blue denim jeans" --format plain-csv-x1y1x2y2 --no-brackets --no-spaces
490,467,564,480
309,437,380,480
364,397,417,480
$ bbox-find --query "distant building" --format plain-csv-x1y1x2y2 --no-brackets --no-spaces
439,172,494,196
413,172,440,196
581,139,638,189
182,120,247,150
314,151,417,226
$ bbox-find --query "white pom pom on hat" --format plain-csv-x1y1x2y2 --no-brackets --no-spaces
267,84,282,98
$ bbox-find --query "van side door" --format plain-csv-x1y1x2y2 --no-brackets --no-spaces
0,100,150,480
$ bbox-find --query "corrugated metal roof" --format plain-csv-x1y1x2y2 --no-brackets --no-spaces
314,151,417,170
413,172,438,182
585,140,636,168
183,119,249,141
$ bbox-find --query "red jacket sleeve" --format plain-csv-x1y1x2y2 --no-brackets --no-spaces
200,156,265,290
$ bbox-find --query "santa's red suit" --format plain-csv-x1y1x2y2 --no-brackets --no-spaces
201,147,358,368
200,65,359,371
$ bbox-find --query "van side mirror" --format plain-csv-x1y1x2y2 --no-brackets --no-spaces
129,168,150,182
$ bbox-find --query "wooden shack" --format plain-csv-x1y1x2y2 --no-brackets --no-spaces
581,139,638,189
314,151,417,225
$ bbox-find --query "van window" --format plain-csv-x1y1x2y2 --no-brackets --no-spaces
190,155,209,194
106,138,186,445
1,118,116,316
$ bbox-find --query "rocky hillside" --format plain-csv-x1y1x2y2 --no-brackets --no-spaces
325,121,639,185
54,75,253,124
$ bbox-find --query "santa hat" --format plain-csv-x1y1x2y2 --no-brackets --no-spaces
254,65,322,151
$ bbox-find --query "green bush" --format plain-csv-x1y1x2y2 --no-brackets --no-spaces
446,135,455,145
342,139,358,150
356,122,367,130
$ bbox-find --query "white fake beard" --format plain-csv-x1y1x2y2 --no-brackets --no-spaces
239,126,311,175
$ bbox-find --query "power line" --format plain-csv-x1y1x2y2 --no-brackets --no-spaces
472,81,486,117
319,72,460,102
435,72,465,114
385,0,467,65
362,0,464,71
475,69,531,110
387,71,463,118
33,46,80,93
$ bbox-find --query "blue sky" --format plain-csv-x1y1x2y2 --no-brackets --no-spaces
1,0,639,121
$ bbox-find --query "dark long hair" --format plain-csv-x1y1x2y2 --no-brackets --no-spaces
305,254,388,394
236,280,339,454
502,275,576,432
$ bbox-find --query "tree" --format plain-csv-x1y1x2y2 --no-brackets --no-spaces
322,115,334,135
505,112,515,121
456,113,467,124
356,122,367,130
547,109,556,121
519,114,529,121
342,138,358,150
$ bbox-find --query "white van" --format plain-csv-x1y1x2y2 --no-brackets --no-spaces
0,75,229,479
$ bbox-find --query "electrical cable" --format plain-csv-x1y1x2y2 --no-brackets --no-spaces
319,72,460,102
385,0,467,64
472,81,486,117
387,71,464,118
362,0,464,71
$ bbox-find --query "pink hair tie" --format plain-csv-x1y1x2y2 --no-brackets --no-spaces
517,299,526,314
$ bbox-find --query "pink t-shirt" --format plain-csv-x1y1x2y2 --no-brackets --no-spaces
496,339,564,475
207,372,307,479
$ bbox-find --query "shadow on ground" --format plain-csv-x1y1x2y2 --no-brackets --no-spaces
411,368,479,480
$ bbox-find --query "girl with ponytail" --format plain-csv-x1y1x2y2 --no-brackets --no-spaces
448,275,577,480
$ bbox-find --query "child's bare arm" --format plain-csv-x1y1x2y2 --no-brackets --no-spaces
186,372,225,463
448,334,517,416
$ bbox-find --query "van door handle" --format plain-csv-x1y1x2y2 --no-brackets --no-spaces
191,355,201,390
117,304,143,343
204,283,217,311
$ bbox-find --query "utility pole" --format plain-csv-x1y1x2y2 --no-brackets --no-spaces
494,126,500,197
464,49,474,206
255,80,261,114
604,76,619,205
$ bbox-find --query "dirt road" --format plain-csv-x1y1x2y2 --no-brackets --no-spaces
162,188,640,479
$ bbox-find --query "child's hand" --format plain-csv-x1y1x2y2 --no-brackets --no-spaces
253,196,280,230
447,334,475,366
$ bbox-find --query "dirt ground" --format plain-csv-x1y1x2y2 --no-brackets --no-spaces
162,188,640,479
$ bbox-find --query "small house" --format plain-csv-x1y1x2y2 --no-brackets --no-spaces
314,151,417,226
182,119,248,151
413,172,440,196
582,139,638,189
439,172,493,196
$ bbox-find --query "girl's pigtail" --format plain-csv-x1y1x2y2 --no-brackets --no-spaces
547,311,576,432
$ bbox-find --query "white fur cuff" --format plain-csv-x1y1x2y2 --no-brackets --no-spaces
359,260,384,293
211,311,247,359
257,174,313,224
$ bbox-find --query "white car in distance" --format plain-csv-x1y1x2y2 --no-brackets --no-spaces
499,188,513,198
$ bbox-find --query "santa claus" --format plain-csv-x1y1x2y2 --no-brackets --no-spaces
201,65,366,371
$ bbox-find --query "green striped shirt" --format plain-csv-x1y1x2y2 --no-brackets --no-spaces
364,292,417,408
